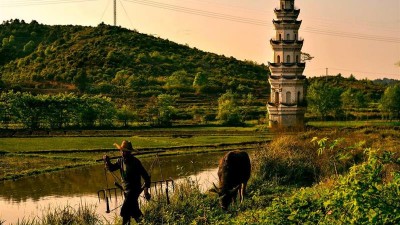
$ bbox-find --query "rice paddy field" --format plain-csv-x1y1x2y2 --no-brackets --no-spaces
0,126,272,181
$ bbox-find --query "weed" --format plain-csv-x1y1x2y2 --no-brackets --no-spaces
7,203,104,225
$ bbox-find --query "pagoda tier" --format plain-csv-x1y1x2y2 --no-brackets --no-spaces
273,20,302,30
268,62,305,75
269,75,306,80
274,8,300,20
270,39,303,51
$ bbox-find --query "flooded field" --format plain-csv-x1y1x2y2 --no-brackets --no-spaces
0,151,230,224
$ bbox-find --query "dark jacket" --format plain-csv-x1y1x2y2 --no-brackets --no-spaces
106,154,151,193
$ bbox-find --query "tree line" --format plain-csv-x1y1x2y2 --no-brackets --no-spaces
307,79,400,121
0,92,115,129
0,91,257,129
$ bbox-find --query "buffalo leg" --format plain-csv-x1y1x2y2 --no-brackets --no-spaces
240,183,247,203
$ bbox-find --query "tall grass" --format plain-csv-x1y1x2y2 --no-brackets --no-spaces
141,177,225,225
6,203,105,225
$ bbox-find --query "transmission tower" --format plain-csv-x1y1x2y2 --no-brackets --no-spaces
113,0,117,26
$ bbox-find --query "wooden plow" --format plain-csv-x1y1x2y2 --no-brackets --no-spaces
97,185,124,213
146,179,175,205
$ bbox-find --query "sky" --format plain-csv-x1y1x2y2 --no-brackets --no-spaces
0,0,399,80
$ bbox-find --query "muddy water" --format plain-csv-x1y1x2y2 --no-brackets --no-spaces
0,152,229,224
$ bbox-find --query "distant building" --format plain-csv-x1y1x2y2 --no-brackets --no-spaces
267,0,306,128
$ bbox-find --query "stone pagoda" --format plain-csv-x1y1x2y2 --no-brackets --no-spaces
267,0,306,128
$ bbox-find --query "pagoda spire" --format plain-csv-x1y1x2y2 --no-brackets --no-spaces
267,0,306,128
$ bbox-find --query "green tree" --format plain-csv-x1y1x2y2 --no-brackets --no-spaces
307,80,343,120
379,84,400,120
111,70,129,85
341,88,367,120
11,92,47,129
241,93,255,120
300,52,314,62
2,38,9,47
145,94,177,127
73,69,89,93
216,90,243,125
79,95,115,127
192,72,208,94
23,40,35,52
0,91,17,128
116,105,137,127
190,105,207,124
348,74,357,81
165,70,192,91
45,93,79,129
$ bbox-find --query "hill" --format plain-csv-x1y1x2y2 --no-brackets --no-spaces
0,19,269,99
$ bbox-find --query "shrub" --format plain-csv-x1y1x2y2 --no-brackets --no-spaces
253,135,318,186
141,178,225,225
252,132,370,186
235,149,400,225
216,91,244,126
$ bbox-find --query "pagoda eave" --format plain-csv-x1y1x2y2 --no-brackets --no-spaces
267,103,307,111
269,67,305,75
274,8,300,19
273,20,302,25
274,8,300,13
268,62,305,68
269,75,307,80
270,39,304,45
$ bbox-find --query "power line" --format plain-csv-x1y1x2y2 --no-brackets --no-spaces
0,0,98,7
123,0,269,26
122,0,400,43
119,0,135,29
329,67,399,77
99,0,111,22
307,67,399,77
2,0,399,44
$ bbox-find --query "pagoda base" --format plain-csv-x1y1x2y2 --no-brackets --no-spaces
267,105,305,128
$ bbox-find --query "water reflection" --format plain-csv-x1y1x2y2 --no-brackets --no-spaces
0,152,226,224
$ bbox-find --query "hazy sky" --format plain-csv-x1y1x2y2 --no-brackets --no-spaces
1,0,399,80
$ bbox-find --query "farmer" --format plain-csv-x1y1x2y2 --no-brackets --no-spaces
103,140,151,225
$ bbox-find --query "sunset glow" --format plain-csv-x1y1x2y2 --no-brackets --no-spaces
1,0,399,79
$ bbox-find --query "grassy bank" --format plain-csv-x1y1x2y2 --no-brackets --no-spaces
307,120,400,128
139,127,400,224
4,127,399,224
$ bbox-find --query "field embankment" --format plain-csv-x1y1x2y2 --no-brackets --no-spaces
0,127,271,181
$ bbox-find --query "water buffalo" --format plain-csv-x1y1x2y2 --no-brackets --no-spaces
211,150,251,210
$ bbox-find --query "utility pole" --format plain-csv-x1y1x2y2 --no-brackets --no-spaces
113,0,117,26
326,67,328,82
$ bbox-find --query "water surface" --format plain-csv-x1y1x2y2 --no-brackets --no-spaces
0,152,226,224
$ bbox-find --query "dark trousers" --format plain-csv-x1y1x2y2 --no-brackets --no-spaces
121,190,142,224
